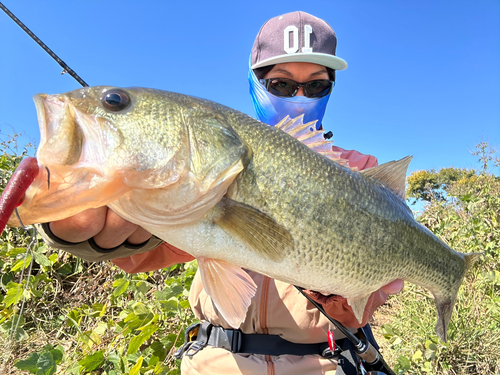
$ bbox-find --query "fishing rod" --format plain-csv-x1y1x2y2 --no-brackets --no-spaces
0,1,88,87
295,286,396,375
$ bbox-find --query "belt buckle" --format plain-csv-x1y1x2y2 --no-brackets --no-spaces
185,341,206,358
212,327,242,353
227,329,242,353
174,323,203,359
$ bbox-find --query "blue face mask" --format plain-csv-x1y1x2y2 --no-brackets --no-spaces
248,61,331,130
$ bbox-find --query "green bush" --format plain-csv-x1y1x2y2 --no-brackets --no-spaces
0,240,198,374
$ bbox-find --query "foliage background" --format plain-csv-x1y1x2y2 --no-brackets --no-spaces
1,136,499,374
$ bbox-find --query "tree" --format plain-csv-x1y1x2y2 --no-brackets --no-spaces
406,142,499,203
406,167,475,203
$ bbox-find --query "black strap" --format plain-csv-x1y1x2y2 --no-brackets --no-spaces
176,322,362,375
177,322,338,358
208,326,333,356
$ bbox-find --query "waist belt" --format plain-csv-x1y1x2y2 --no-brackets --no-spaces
175,322,342,358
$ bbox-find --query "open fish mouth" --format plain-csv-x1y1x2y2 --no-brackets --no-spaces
6,93,129,227
35,93,83,167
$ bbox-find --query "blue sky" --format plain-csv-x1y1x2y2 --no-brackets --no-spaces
1,0,499,181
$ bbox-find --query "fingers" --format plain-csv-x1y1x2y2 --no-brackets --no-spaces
92,209,151,249
359,281,404,325
381,279,404,295
49,207,108,243
126,226,154,245
49,207,152,249
305,279,406,328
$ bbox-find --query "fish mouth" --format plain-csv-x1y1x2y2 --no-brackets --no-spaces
8,94,128,226
34,93,83,167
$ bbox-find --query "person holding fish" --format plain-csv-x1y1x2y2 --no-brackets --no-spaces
38,11,404,375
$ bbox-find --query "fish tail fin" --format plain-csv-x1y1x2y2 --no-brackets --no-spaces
434,295,455,343
435,252,481,342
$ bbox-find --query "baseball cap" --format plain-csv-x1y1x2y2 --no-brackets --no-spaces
251,11,347,71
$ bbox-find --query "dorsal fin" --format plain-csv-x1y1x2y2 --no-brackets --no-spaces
275,115,351,168
275,114,316,137
360,156,413,199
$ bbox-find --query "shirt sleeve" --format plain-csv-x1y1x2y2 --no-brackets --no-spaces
111,243,195,273
36,222,164,262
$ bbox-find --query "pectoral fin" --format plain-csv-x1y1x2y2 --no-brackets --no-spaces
211,197,293,262
347,295,370,325
198,258,257,328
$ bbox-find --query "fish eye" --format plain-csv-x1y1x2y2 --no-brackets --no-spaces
101,89,131,111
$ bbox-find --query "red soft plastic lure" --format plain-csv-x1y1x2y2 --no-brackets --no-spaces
0,157,39,232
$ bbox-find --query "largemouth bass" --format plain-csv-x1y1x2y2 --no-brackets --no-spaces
7,86,479,342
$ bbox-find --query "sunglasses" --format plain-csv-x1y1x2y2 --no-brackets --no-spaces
259,78,334,98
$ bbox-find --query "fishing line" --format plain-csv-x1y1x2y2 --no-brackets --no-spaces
9,235,36,340
0,2,88,87
10,210,37,337
1,209,38,370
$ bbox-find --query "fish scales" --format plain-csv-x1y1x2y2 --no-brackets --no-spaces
7,86,479,341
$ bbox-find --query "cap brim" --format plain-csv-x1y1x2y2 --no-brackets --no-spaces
251,53,348,71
